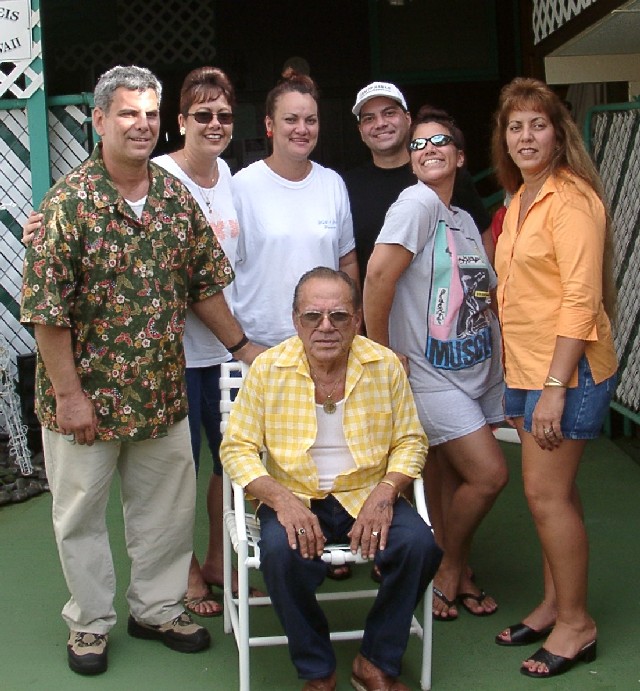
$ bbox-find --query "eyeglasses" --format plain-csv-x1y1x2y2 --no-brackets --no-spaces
186,111,234,125
409,134,454,150
297,310,353,328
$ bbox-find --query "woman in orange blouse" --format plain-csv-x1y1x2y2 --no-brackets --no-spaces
492,78,617,678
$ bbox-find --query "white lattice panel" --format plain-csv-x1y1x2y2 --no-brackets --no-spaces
0,102,90,367
533,0,598,43
49,105,92,182
0,8,43,99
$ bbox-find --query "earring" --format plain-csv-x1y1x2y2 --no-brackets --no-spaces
266,130,273,138
179,126,186,136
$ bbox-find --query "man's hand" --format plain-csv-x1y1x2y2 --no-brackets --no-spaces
274,495,327,559
348,482,396,559
246,476,327,558
56,390,98,446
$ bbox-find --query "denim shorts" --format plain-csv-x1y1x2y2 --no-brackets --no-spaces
504,356,617,440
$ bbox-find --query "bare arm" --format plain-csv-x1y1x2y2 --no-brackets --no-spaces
531,336,586,450
34,324,98,445
245,475,326,559
191,292,265,364
363,243,413,346
339,249,360,294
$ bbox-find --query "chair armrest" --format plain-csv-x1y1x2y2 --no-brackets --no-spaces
412,477,433,529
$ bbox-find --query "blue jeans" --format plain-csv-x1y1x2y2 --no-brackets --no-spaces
185,365,223,476
257,495,442,681
504,356,617,440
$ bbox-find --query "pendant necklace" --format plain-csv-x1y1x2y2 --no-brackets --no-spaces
310,368,342,414
184,153,219,216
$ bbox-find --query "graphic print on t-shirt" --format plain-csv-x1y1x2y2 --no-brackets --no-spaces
426,220,492,370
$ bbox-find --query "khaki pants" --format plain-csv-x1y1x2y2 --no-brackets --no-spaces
43,417,195,634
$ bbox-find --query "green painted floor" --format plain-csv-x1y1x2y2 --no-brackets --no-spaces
2,435,639,690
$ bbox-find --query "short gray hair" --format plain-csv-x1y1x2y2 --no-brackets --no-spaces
94,65,162,113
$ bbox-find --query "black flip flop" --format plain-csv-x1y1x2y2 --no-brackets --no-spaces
433,586,458,621
458,590,498,617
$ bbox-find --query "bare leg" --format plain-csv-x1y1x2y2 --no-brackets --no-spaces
429,425,507,619
423,447,444,548
185,553,222,616
518,422,596,673
200,474,225,586
199,474,266,596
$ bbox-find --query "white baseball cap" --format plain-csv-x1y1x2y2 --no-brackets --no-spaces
352,81,408,117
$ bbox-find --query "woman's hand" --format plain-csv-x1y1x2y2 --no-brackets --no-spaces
22,211,42,245
531,387,565,450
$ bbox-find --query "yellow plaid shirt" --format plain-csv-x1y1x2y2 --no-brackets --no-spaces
220,335,428,517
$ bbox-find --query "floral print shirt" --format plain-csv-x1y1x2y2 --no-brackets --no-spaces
21,145,233,441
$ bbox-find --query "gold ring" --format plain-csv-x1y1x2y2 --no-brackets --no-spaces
297,527,306,536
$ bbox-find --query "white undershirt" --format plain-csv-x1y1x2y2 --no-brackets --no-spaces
125,196,147,219
309,400,356,491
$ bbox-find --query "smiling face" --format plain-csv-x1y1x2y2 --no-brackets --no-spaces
93,87,160,168
266,91,319,162
179,94,233,159
293,277,361,368
410,121,463,200
358,96,411,160
505,109,557,182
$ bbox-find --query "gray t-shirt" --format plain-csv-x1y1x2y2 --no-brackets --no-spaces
377,182,503,398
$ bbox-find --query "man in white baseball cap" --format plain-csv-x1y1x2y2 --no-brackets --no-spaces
351,81,408,117
344,81,492,291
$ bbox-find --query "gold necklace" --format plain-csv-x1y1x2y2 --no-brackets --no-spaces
310,368,343,414
183,154,219,216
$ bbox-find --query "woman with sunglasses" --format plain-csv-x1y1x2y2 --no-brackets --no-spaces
491,78,617,678
23,66,264,618
231,68,359,349
364,106,507,621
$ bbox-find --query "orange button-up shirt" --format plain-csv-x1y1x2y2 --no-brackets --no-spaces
495,171,617,389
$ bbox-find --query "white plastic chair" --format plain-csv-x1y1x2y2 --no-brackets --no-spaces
219,361,434,691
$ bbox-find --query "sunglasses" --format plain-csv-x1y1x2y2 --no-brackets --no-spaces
297,310,353,328
409,134,454,150
186,111,234,125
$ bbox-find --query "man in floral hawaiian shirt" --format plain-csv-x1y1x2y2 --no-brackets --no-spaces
20,66,259,676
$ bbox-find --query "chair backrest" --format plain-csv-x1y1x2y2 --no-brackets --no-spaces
220,361,248,433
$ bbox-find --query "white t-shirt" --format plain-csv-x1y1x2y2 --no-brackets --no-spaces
154,154,240,367
231,160,355,347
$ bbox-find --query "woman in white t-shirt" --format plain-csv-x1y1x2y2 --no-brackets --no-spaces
231,69,359,347
153,67,265,615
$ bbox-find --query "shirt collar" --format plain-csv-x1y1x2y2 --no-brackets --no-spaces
274,334,384,374
83,144,181,215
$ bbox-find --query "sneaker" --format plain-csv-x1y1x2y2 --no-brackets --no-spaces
67,631,108,675
127,612,210,653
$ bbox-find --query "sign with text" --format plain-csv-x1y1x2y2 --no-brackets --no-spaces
0,1,31,62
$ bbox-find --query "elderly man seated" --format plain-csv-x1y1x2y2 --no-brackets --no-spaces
221,267,442,691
